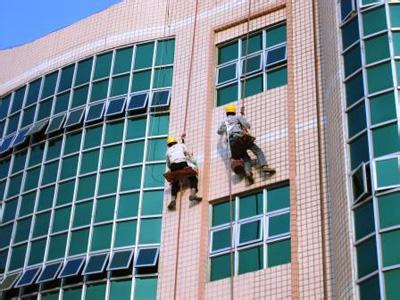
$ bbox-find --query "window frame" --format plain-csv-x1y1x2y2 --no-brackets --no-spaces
373,154,400,191
45,113,66,134
351,162,371,203
107,249,135,271
14,267,42,288
127,92,149,112
134,247,160,267
58,257,85,279
36,261,63,283
237,216,263,247
82,253,109,275
150,89,171,109
64,108,85,128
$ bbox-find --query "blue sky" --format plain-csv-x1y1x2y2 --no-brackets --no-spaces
0,0,122,50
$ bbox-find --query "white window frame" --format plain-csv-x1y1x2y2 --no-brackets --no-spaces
134,247,160,267
237,216,263,247
107,248,135,271
359,0,384,9
373,154,400,191
351,162,370,203
105,96,127,117
45,113,66,134
216,61,238,86
209,224,235,254
150,89,171,108
266,211,291,240
14,267,41,288
85,101,105,123
340,0,357,23
265,43,287,69
128,92,149,111
58,257,85,279
82,252,109,275
36,261,63,283
240,52,263,77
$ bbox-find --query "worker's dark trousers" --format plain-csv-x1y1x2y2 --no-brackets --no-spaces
229,134,267,175
170,162,198,197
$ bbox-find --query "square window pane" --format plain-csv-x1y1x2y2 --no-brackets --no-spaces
64,130,82,155
217,83,238,107
134,42,154,70
110,279,132,299
3,199,18,223
110,75,130,97
12,150,27,173
33,212,51,238
41,71,58,99
367,62,393,94
131,70,151,92
14,217,32,243
6,114,20,135
362,6,387,36
106,97,126,116
26,78,42,106
385,268,400,299
73,201,93,228
372,123,400,157
121,166,142,191
64,286,83,300
357,237,378,278
60,155,79,179
28,143,45,167
41,161,59,185
84,125,103,149
56,180,75,205
365,34,390,64
144,164,165,188
52,206,71,233
394,32,400,57
95,196,116,223
348,102,367,137
0,224,13,248
211,227,231,252
267,185,290,212
266,45,286,68
91,224,112,251
151,90,170,108
29,238,46,265
90,80,108,102
58,64,74,92
83,253,108,275
7,173,22,198
118,192,139,218
149,114,169,136
350,133,369,170
11,87,26,113
0,94,11,119
124,140,144,165
242,54,262,75
54,91,70,114
46,137,62,160
240,219,262,245
69,228,89,256
47,233,67,260
75,58,93,86
341,17,359,50
269,213,290,237
266,23,286,47
46,114,66,134
58,257,85,278
218,63,237,84
115,220,137,247
142,190,163,215
128,93,148,112
94,52,112,80
37,262,62,283
105,121,124,144
354,200,375,240
266,66,288,89
98,170,119,195
241,33,262,56
212,200,235,226
135,248,159,267
77,175,96,200
86,102,105,123
155,39,175,65
343,44,362,77
127,117,146,139
114,47,133,74
381,229,400,267
378,191,400,229
239,192,263,219
267,238,291,267
80,149,100,174
0,250,7,274
65,108,85,128
139,218,161,244
153,67,173,88
147,138,166,161
102,144,121,169
21,106,36,128
9,244,27,270
218,41,238,65
37,99,53,121
72,85,89,108
134,277,157,300
238,246,263,275
19,191,36,216
210,253,231,281
0,158,11,179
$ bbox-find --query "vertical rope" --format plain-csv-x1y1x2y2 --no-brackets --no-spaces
240,0,252,115
172,0,200,299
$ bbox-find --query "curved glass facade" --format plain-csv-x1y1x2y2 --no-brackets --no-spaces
339,1,400,298
0,38,175,299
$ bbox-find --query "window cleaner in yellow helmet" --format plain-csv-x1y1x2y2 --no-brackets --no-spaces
217,103,275,183
165,135,202,210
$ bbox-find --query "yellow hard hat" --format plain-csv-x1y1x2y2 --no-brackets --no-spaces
225,103,236,113
166,136,177,145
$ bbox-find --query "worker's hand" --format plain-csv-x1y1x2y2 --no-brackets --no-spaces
240,106,245,115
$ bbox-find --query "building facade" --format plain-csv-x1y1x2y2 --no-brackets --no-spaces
0,0,399,299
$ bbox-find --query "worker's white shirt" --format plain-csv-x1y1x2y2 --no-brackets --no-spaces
166,143,188,164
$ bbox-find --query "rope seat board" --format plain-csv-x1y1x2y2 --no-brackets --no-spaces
163,167,198,182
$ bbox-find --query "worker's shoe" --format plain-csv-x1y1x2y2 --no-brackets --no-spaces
261,165,276,175
189,188,202,203
168,197,177,210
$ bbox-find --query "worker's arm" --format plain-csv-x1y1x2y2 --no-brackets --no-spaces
166,154,171,169
238,115,251,129
182,144,193,159
217,121,226,135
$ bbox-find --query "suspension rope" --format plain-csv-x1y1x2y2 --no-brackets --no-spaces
172,0,200,299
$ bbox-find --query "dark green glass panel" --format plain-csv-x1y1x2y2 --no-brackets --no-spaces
14,217,32,243
210,253,232,281
212,200,235,226
365,34,390,64
11,86,26,113
84,125,103,149
356,237,378,278
134,277,157,300
48,233,67,260
105,121,124,144
382,230,400,267
63,286,83,300
75,58,93,86
114,47,133,74
91,224,112,251
218,64,236,84
33,212,51,238
60,155,79,179
139,218,161,244
26,78,41,106
52,206,71,233
372,123,400,157
153,67,173,88
241,32,262,56
118,192,139,218
72,84,89,107
115,220,137,247
73,201,93,227
21,106,36,127
121,166,142,191
102,144,122,169
349,133,369,170
378,191,400,229
9,243,27,270
217,83,238,106
54,91,70,114
0,159,10,179
58,64,74,92
342,12,358,39
212,228,231,251
266,23,287,47
29,238,46,265
94,52,112,80
37,98,52,120
144,164,165,188
41,292,59,300
56,180,75,205
80,149,100,174
0,94,11,119
354,201,375,240
95,196,116,222
385,268,400,300
268,185,290,212
134,42,154,69
344,43,362,77
363,6,387,36
242,75,263,98
12,150,27,173
6,113,19,134
90,80,108,102
7,173,23,198
370,92,396,125
41,161,59,185
127,117,146,139
86,283,106,300
111,74,130,97
391,4,400,27
239,192,263,219
41,71,58,99
218,41,238,64
359,275,380,300
38,186,55,211
142,190,163,215
345,72,364,107
77,175,96,200
46,138,62,161
267,66,287,89
98,170,119,195
69,228,89,255
0,181,4,200
124,140,145,165
131,70,151,92
367,62,393,94
64,130,82,155
0,250,7,273
269,213,290,236
147,138,166,161
19,191,36,216
0,224,13,248
2,198,18,222
156,39,175,65
149,114,169,136
238,246,263,275
240,220,261,244
394,32,400,57
110,279,132,300
376,157,400,188
267,238,291,267
348,102,366,137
